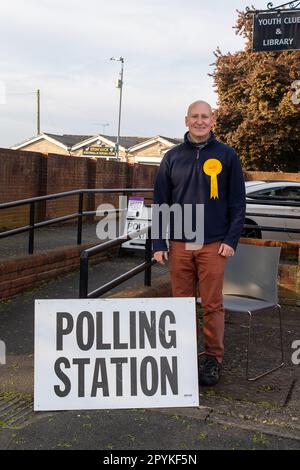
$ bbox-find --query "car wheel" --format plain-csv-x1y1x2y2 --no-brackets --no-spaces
241,222,262,239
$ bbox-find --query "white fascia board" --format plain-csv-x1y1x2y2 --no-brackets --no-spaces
161,144,177,155
128,136,174,153
135,156,162,163
11,133,69,151
156,136,177,146
72,135,125,151
11,134,47,150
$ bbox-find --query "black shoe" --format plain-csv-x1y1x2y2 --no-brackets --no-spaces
198,356,222,386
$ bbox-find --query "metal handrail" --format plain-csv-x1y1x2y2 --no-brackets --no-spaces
79,225,154,299
0,188,153,209
0,188,153,254
246,197,300,207
246,212,300,219
1,188,299,255
243,224,300,234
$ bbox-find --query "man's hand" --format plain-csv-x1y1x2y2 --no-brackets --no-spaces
154,251,169,265
218,243,235,257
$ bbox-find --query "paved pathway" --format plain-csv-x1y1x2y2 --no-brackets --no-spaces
0,239,300,449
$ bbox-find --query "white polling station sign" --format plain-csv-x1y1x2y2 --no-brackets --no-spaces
34,298,199,411
122,197,151,250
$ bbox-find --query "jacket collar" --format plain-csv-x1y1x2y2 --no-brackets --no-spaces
184,131,216,149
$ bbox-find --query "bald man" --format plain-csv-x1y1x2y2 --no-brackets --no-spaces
152,100,246,386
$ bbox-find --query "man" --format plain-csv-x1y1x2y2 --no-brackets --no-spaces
152,100,246,386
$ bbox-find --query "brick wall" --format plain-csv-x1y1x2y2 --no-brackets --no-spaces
0,243,117,299
45,153,90,220
1,147,299,231
92,159,130,212
131,163,158,205
245,171,300,182
0,148,47,229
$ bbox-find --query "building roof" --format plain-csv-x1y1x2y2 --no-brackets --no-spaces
46,134,149,149
45,133,93,147
103,135,149,149
11,133,182,152
159,136,183,145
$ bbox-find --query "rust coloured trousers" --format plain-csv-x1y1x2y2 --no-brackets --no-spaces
169,240,227,363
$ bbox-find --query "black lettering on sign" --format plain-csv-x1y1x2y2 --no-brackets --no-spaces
159,310,177,348
111,357,128,396
54,357,71,397
139,311,156,348
76,311,94,351
96,312,111,349
113,311,128,349
73,358,90,397
56,312,73,350
140,356,159,396
91,358,109,397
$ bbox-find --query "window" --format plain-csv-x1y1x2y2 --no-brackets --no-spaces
248,186,300,201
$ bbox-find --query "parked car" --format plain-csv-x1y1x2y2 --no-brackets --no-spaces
242,181,300,241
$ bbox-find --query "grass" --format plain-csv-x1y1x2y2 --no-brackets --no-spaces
197,304,203,328
252,432,269,446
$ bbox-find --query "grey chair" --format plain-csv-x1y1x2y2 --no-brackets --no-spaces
223,243,284,381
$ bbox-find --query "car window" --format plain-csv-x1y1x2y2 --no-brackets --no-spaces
247,188,280,198
248,186,300,200
274,187,300,200
282,186,300,200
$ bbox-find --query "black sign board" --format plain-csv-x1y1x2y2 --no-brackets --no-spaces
83,145,116,156
253,10,300,52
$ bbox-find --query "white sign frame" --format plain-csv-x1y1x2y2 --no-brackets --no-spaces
122,203,152,250
34,298,199,411
126,197,144,218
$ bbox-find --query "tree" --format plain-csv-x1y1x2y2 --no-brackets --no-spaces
212,9,300,172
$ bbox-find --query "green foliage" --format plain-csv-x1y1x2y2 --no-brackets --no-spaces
211,10,300,172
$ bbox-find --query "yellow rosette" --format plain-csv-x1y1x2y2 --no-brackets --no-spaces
203,158,222,199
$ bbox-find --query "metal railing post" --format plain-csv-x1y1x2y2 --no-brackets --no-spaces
119,191,128,237
28,201,35,254
144,226,152,286
77,192,83,245
79,252,89,298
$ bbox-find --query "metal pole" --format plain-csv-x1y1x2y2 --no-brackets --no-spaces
37,89,40,135
77,192,83,245
116,57,124,161
144,227,152,286
79,252,89,298
29,202,35,254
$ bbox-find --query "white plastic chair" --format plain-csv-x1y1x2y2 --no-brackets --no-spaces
223,243,284,381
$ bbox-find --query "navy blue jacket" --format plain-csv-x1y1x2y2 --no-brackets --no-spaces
152,132,246,252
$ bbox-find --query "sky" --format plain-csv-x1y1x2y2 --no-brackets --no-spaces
0,0,271,147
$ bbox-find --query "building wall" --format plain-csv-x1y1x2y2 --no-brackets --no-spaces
245,171,300,182
45,153,90,219
18,139,70,156
131,164,158,205
129,156,162,165
92,159,132,212
0,148,47,228
73,147,127,160
128,142,168,163
0,148,158,229
14,137,167,162
1,147,299,231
